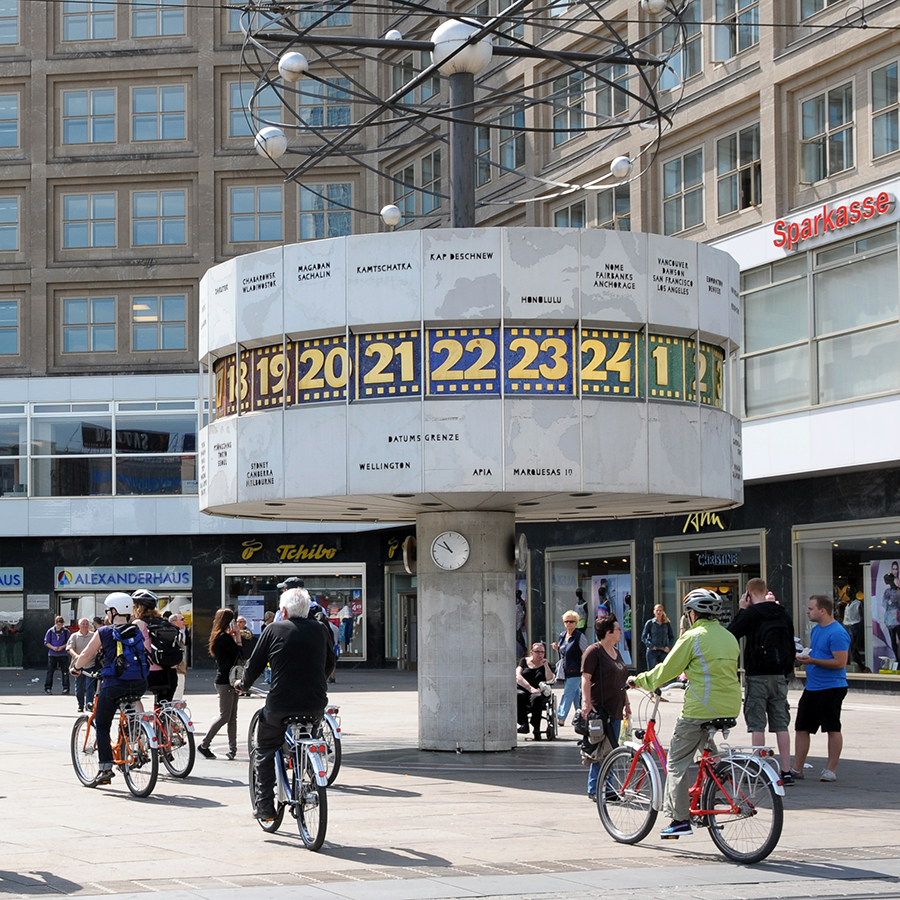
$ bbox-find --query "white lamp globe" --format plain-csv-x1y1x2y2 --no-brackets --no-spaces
431,19,493,75
610,156,634,179
640,0,667,14
385,29,403,40
381,204,402,227
278,51,309,83
254,126,287,160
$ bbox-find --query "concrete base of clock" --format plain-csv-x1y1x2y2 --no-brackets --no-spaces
416,510,518,751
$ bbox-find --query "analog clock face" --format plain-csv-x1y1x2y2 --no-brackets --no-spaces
430,531,470,570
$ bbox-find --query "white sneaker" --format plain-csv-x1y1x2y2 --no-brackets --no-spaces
820,769,837,782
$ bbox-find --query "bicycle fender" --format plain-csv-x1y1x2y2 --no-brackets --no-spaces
645,753,664,810
307,749,330,787
139,716,159,750
325,712,341,738
170,705,195,733
729,754,786,797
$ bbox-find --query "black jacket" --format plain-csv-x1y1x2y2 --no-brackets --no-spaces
727,602,795,676
239,616,335,716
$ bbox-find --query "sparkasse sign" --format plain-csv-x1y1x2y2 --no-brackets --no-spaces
773,192,895,251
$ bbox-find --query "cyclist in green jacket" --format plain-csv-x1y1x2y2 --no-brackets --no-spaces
630,588,741,838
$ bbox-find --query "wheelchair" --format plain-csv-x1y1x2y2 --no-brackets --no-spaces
517,681,559,740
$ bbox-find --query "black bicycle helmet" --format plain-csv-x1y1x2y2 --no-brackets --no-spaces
131,589,159,609
682,588,722,616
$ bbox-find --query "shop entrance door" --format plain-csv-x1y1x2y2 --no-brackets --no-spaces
398,592,418,671
677,576,743,629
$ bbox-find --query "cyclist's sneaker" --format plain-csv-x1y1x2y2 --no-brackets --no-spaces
780,770,794,786
94,767,114,786
198,745,216,759
789,767,805,780
660,820,692,838
255,807,277,823
820,769,837,782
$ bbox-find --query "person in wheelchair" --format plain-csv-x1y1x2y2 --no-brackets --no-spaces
516,642,555,740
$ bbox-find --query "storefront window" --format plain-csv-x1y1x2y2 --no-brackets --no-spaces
385,565,415,664
545,543,634,665
795,518,900,675
222,564,366,660
0,578,24,668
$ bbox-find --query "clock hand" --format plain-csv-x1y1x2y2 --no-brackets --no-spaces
440,541,453,553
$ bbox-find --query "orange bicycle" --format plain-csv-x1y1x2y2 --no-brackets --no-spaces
597,684,784,864
71,682,159,797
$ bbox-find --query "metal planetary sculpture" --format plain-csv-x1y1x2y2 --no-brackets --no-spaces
200,0,743,750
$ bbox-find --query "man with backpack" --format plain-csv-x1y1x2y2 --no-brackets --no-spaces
727,578,797,785
72,592,148,785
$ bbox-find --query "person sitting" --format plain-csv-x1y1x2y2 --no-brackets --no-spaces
516,642,555,740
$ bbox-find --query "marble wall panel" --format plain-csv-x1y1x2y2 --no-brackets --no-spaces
581,398,650,493
284,237,347,335
699,405,736,501
647,234,699,333
203,417,237,511
422,229,502,322
347,231,423,327
235,246,284,345
580,229,649,324
698,241,740,344
647,402,702,496
283,405,348,498
347,400,423,494
504,398,581,490
502,228,580,321
236,411,284,504
206,257,236,353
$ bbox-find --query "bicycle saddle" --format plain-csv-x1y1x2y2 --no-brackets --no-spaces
283,715,319,725
701,717,737,731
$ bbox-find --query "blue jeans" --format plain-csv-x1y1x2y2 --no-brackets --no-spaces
74,671,97,710
587,718,622,795
557,676,582,723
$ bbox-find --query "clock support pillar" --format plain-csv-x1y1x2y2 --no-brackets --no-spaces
416,510,518,751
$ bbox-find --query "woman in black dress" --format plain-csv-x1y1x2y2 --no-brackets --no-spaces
198,608,244,760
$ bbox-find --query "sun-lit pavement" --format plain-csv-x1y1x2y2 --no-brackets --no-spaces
1,668,899,900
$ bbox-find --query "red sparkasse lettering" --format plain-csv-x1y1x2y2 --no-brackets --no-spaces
862,196,876,218
772,192,895,250
773,221,787,247
877,191,893,213
849,201,862,224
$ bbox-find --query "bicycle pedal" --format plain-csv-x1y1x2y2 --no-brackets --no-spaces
660,833,680,840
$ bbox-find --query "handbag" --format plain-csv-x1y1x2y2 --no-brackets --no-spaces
229,664,245,687
580,729,614,766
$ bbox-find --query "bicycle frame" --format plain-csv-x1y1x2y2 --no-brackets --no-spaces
154,700,194,746
276,725,329,802
116,707,159,763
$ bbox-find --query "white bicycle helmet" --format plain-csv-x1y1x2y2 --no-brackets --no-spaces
104,591,133,617
682,588,721,616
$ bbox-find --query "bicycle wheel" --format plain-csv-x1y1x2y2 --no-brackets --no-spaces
247,708,262,757
296,750,328,851
702,758,783,864
121,715,159,798
248,749,285,832
597,746,658,844
160,710,195,778
321,716,342,786
71,715,100,786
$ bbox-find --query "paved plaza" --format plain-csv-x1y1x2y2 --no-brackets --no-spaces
1,669,899,900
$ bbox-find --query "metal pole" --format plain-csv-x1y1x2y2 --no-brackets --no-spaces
449,71,475,229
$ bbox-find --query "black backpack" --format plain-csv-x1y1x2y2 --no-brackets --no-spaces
754,614,796,675
146,617,183,667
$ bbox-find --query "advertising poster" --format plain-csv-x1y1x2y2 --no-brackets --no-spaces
592,574,633,665
238,595,266,635
869,560,900,670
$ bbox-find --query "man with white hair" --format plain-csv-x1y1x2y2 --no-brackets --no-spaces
235,587,335,822
67,618,97,712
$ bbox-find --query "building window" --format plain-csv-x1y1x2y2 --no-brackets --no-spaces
62,89,115,145
660,0,702,91
298,2,350,27
551,72,584,146
299,182,352,239
0,93,16,147
392,167,415,227
554,200,585,227
63,297,116,352
132,190,185,246
298,77,351,129
63,193,115,248
801,83,853,183
598,185,631,230
800,0,840,19
496,16,524,47
0,298,17,354
476,125,491,186
62,0,115,41
229,82,281,138
132,0,183,36
420,50,439,102
742,229,899,415
714,0,758,58
663,148,703,235
597,64,629,118
230,186,283,242
873,62,899,159
422,149,442,214
717,123,761,215
499,105,526,170
132,294,186,350
0,0,17,44
132,86,185,141
392,54,416,106
0,196,17,250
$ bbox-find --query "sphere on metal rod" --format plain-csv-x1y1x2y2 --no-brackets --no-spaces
430,19,493,75
640,0,667,14
610,156,634,179
277,51,309,83
380,204,403,227
254,126,287,159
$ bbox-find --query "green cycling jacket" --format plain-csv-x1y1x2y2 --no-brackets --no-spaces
634,617,741,720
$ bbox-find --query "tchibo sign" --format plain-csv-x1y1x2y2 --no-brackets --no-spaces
773,192,895,251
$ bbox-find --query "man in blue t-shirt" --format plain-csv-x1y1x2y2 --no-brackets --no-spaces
792,594,851,783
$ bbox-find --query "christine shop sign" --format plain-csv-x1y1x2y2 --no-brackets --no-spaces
773,192,895,251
